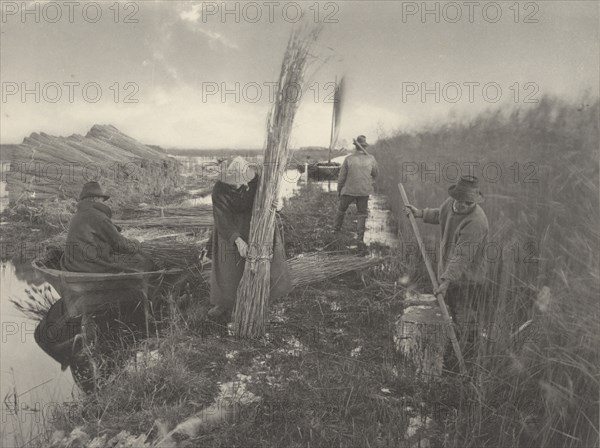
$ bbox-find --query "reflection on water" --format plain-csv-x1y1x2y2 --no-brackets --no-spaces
1,166,7,214
364,195,399,246
0,262,76,447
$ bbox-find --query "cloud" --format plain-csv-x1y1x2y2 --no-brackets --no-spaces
179,4,239,50
179,4,202,23
193,27,239,50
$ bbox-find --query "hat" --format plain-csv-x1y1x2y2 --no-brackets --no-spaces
221,157,258,186
353,135,369,149
448,175,484,203
79,181,109,201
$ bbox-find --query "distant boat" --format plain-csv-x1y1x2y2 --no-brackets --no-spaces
307,76,345,181
307,161,341,180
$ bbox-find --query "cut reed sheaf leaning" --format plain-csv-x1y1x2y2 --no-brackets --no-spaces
233,25,323,338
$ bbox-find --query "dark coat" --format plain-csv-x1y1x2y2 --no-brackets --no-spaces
60,200,142,273
209,177,293,309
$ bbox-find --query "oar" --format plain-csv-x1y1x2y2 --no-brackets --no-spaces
398,183,467,376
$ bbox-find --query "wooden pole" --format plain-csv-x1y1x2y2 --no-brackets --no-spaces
398,183,467,375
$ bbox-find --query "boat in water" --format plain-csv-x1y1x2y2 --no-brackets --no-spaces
307,161,341,180
307,76,345,181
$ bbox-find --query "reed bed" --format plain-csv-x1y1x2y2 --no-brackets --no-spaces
373,96,599,448
233,24,323,338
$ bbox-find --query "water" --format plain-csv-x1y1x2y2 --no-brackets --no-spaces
0,262,77,447
179,154,397,246
1,165,8,214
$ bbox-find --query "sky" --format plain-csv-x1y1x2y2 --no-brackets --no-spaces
1,1,598,148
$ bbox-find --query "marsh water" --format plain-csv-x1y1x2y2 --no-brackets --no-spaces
0,155,398,445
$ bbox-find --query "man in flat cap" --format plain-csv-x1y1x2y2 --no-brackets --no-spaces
334,135,379,245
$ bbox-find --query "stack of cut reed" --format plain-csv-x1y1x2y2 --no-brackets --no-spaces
113,214,213,229
42,230,207,270
288,253,385,287
139,236,207,270
117,204,213,220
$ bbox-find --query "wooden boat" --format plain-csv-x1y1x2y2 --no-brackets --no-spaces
32,249,183,318
307,161,341,180
32,249,185,393
306,76,345,182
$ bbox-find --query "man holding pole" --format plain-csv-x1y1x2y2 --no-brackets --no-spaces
404,175,489,361
334,135,379,245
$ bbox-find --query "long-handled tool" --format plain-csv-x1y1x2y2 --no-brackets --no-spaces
398,183,467,375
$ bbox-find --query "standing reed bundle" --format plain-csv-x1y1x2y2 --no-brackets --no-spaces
233,25,322,338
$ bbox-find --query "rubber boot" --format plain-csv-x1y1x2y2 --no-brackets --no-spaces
356,214,367,242
334,210,345,232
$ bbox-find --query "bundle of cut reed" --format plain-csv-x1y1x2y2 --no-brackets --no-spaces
139,237,208,270
288,253,385,287
42,230,207,270
117,204,213,220
232,25,323,338
199,252,386,288
113,214,213,229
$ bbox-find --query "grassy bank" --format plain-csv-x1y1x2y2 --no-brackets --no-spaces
41,183,453,448
372,96,600,448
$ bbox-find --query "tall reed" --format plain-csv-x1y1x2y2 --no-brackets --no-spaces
373,96,599,447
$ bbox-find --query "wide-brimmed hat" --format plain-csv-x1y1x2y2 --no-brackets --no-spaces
353,135,369,149
79,181,109,201
448,175,484,203
221,156,258,186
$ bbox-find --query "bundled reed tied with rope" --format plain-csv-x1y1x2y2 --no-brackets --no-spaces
233,25,322,338
139,236,208,270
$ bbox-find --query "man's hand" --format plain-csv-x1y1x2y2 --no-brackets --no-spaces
272,198,283,212
434,279,450,297
235,237,249,258
404,204,423,218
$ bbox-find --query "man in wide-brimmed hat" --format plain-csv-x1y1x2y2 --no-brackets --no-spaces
334,135,379,245
61,181,147,274
405,175,489,359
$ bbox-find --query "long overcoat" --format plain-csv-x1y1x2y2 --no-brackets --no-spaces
60,201,145,273
208,176,293,309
